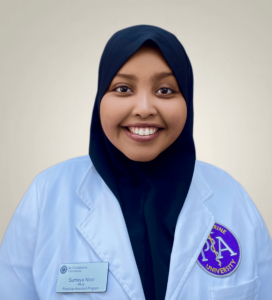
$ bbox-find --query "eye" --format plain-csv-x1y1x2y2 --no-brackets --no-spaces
114,86,132,93
157,87,174,95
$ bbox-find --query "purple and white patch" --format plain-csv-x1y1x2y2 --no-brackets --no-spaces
197,222,241,277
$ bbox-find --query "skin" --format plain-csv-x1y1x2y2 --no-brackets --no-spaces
100,45,187,162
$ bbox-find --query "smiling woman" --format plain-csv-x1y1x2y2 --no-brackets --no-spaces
100,44,187,162
0,25,271,300
89,34,196,299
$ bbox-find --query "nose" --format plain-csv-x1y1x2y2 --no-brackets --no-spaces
132,92,157,118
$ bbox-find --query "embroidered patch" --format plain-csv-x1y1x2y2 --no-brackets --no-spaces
197,222,241,277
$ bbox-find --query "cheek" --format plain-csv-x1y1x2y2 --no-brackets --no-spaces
163,101,187,135
100,96,130,135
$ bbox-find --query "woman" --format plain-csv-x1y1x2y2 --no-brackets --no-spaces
0,24,271,300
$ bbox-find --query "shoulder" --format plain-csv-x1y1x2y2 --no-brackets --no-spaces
195,160,237,183
195,160,244,197
195,160,271,236
35,155,92,186
12,155,93,214
195,158,249,199
37,155,92,176
194,160,253,222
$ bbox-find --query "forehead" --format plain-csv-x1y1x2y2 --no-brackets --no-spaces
112,46,174,81
122,46,170,68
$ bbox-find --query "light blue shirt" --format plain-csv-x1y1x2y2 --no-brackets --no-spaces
0,155,271,299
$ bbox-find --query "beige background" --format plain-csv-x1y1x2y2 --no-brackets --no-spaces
1,0,271,245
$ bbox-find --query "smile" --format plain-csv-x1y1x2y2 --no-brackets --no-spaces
122,126,163,143
128,127,159,136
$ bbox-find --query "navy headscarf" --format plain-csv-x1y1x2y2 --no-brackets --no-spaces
89,24,195,300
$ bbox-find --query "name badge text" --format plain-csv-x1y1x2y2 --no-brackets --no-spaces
56,262,109,293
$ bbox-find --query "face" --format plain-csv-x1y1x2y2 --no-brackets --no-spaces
100,46,187,162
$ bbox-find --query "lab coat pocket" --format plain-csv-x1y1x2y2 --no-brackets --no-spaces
209,277,260,300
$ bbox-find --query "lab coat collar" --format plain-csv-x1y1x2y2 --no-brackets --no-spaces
76,161,214,300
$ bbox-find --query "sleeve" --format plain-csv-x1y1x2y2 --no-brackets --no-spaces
236,181,272,299
0,176,41,300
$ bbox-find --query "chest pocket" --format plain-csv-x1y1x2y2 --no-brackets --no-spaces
209,278,259,300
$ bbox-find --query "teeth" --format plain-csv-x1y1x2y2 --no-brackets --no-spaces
128,127,159,136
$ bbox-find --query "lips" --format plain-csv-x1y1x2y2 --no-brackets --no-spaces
128,127,159,135
122,122,164,129
122,126,163,143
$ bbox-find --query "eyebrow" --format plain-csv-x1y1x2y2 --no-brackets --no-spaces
115,72,175,82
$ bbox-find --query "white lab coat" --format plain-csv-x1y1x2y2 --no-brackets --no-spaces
0,155,271,300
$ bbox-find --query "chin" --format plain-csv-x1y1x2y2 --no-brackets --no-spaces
123,151,159,162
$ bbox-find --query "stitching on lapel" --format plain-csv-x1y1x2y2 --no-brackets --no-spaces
168,169,215,300
76,164,95,209
170,209,215,300
76,220,137,300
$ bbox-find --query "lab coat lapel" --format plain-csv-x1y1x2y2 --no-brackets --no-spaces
165,165,215,300
76,164,145,300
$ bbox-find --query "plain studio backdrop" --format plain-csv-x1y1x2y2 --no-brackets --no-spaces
0,0,271,245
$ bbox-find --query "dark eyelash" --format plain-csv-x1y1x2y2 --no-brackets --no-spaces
114,85,175,94
158,87,175,94
114,85,132,92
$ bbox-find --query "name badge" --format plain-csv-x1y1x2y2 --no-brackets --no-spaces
56,262,109,293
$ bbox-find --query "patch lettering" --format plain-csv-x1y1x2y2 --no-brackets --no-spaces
197,222,241,277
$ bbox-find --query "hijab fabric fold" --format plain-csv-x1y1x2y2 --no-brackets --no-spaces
89,24,196,300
